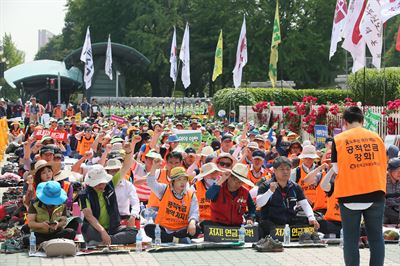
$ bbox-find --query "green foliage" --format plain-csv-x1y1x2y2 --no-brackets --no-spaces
347,67,400,106
0,34,25,101
213,87,354,113
35,35,71,61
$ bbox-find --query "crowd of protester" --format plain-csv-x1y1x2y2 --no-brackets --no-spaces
0,96,399,264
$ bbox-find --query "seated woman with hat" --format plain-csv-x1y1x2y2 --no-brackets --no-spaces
23,181,76,246
145,159,201,243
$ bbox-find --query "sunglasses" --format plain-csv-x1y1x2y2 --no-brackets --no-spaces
218,161,232,168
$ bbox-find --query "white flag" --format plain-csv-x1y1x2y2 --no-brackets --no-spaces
179,23,190,89
105,34,113,80
232,16,247,88
361,0,383,69
170,27,178,83
342,0,367,73
381,0,400,23
329,0,348,59
80,27,94,89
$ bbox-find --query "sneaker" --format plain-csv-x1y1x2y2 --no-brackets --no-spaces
310,232,322,244
255,236,283,252
252,236,268,248
299,233,313,244
360,236,369,248
358,238,365,249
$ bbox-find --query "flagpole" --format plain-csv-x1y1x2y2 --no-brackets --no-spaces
172,59,182,115
382,25,386,105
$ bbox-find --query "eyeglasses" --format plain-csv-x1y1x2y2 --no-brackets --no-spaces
218,161,232,168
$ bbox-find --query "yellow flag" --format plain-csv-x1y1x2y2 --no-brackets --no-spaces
212,30,223,81
269,0,281,88
75,112,81,125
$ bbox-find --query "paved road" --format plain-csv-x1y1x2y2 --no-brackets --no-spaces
1,245,399,266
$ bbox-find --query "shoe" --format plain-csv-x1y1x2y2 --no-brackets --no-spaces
299,233,313,244
252,236,268,248
255,236,283,252
310,232,322,244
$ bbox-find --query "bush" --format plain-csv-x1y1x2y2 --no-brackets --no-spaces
347,67,400,106
213,88,354,114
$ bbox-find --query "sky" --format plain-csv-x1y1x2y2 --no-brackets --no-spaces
0,0,67,62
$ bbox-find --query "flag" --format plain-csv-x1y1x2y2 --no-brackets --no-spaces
80,27,94,89
170,27,178,83
342,0,367,73
105,34,113,80
361,0,383,69
329,0,348,59
212,30,223,82
232,16,247,88
396,25,400,51
381,0,400,23
269,0,281,88
179,23,190,89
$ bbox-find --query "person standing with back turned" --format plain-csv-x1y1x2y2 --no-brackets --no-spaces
331,106,387,266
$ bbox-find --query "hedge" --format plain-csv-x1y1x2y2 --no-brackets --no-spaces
347,67,400,106
213,88,354,114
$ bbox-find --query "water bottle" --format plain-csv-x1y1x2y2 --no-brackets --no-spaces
238,224,246,243
284,224,291,245
29,232,36,255
154,224,161,247
340,228,344,248
136,230,143,254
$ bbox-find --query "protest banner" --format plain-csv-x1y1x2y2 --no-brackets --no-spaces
364,109,380,132
75,112,81,125
204,224,259,243
270,225,315,242
111,115,126,124
314,125,328,150
173,129,202,144
33,129,67,142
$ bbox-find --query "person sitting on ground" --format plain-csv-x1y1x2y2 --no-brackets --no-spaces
79,140,137,246
205,163,256,226
23,181,78,247
384,158,400,225
145,162,201,243
105,158,140,228
8,121,24,144
191,163,224,224
256,156,320,238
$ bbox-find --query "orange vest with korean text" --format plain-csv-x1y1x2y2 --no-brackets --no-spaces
155,185,193,231
334,127,386,198
297,165,317,205
78,136,95,156
323,190,341,222
195,180,211,221
147,169,168,208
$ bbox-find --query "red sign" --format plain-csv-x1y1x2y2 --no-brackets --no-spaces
111,115,126,124
34,129,67,142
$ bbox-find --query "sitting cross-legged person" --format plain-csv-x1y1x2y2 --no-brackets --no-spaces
145,159,201,243
79,141,137,246
23,181,78,247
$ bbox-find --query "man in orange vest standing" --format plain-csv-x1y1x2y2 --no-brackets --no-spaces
331,107,387,266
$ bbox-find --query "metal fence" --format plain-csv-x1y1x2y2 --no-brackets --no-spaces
239,105,400,139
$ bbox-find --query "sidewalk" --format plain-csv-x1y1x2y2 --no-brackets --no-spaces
1,245,399,266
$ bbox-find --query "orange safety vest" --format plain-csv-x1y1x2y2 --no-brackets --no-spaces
155,185,193,231
195,180,211,221
297,165,318,206
140,144,151,163
334,127,387,198
313,173,327,211
62,181,70,194
78,136,95,156
323,190,341,222
147,169,169,208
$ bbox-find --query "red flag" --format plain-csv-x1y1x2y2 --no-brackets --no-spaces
396,26,400,52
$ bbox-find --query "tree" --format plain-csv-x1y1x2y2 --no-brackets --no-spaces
0,34,25,101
